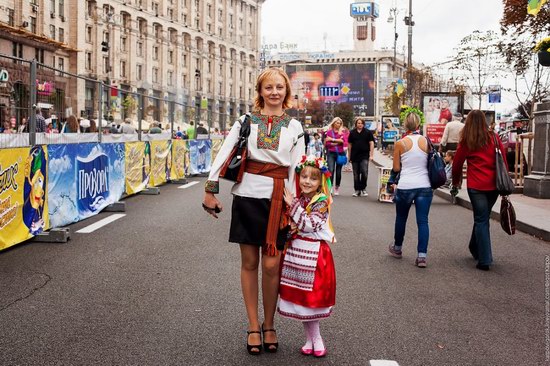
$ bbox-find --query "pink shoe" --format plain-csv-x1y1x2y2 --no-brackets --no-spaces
301,346,313,355
313,349,327,358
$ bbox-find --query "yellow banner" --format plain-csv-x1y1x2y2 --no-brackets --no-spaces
125,142,150,195
211,138,223,163
171,139,187,181
150,140,171,186
0,146,49,251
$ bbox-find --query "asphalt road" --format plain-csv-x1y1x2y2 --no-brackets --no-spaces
0,166,547,366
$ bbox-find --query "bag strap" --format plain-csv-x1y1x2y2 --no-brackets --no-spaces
236,113,251,150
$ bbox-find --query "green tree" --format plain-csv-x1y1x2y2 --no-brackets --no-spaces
333,103,354,128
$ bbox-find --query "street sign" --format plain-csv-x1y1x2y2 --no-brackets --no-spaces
488,85,501,103
319,86,340,97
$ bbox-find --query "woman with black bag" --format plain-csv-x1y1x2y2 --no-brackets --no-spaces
451,110,508,271
202,68,304,355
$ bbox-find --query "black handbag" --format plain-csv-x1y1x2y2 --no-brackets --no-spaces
493,133,514,196
426,137,447,189
219,113,251,183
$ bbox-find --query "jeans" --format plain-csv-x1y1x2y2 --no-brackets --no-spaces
393,187,433,256
327,151,343,187
467,189,499,266
352,159,370,191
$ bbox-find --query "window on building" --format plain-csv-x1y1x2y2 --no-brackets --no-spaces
218,81,222,95
239,86,243,98
207,23,211,33
86,26,92,43
357,25,367,40
59,28,64,43
248,71,252,82
218,27,222,37
103,57,109,73
182,73,187,86
229,14,233,28
121,36,128,52
8,8,14,26
153,46,159,60
230,66,233,78
58,57,64,72
85,52,92,70
59,0,65,17
168,8,173,20
183,14,187,25
120,61,126,78
153,67,159,83
183,54,187,66
219,64,223,75
137,64,143,79
30,17,37,34
137,41,143,56
153,2,159,15
207,61,211,73
168,71,173,86
50,0,56,15
195,18,199,28
168,50,173,64
103,31,109,42
218,9,223,20
50,25,56,39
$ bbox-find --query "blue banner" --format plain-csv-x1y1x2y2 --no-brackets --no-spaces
188,140,212,175
48,143,125,228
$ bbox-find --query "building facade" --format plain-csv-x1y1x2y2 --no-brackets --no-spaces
0,0,264,128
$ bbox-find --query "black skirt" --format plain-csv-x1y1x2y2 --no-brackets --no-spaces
229,195,287,250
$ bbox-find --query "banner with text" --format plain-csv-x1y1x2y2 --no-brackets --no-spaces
171,139,187,181
125,141,151,195
0,146,50,250
48,143,125,228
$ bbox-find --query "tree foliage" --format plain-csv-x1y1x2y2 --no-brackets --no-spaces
333,103,354,128
500,0,550,36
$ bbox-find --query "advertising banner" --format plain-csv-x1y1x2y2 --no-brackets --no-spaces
150,140,171,186
188,140,212,175
125,141,151,195
377,167,395,203
48,143,125,228
210,138,223,163
171,139,187,181
0,146,49,250
421,93,463,144
286,64,376,122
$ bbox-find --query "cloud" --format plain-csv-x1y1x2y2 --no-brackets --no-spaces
49,155,72,174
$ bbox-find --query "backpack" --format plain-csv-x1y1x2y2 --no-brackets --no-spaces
426,137,447,189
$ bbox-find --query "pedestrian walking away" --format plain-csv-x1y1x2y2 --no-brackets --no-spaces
389,111,433,268
202,67,305,355
279,155,336,358
324,117,347,195
451,110,507,271
348,117,375,197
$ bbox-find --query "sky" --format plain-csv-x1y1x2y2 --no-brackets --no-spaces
260,0,522,113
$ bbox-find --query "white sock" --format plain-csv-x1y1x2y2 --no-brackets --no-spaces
302,322,313,349
307,320,325,351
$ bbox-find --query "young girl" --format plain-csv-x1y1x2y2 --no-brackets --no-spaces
279,155,336,358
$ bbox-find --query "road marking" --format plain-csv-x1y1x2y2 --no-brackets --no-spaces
370,361,400,366
76,214,126,233
178,181,199,189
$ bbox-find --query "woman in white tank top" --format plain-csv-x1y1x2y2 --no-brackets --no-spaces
388,112,434,268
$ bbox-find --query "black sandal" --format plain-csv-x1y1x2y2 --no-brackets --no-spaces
261,324,279,353
246,330,262,355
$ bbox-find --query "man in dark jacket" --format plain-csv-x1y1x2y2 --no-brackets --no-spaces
348,117,375,197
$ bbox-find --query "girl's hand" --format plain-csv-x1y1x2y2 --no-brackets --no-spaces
203,192,223,218
283,188,294,206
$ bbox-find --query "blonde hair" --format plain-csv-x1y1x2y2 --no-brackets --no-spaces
404,112,420,131
253,68,293,111
331,117,343,130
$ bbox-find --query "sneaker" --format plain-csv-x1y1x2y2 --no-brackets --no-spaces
352,191,360,197
415,257,427,268
333,187,340,196
388,245,402,259
361,190,368,197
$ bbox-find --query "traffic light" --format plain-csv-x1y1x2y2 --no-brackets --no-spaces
101,41,109,52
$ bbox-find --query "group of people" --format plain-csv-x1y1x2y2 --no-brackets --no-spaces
200,67,509,359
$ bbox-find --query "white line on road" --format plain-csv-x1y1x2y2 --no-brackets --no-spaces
178,181,199,189
370,361,400,366
76,214,126,234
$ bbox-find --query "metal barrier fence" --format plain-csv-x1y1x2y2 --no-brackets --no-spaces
0,53,235,148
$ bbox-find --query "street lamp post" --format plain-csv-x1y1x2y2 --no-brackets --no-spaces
404,0,415,102
387,8,398,76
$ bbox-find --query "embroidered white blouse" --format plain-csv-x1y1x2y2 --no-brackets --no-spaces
205,112,305,199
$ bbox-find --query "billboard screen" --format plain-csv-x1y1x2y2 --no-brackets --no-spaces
286,63,376,123
350,2,379,17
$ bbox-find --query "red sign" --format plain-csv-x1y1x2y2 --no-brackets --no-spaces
425,125,446,144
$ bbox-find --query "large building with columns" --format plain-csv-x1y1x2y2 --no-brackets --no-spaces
0,0,264,127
